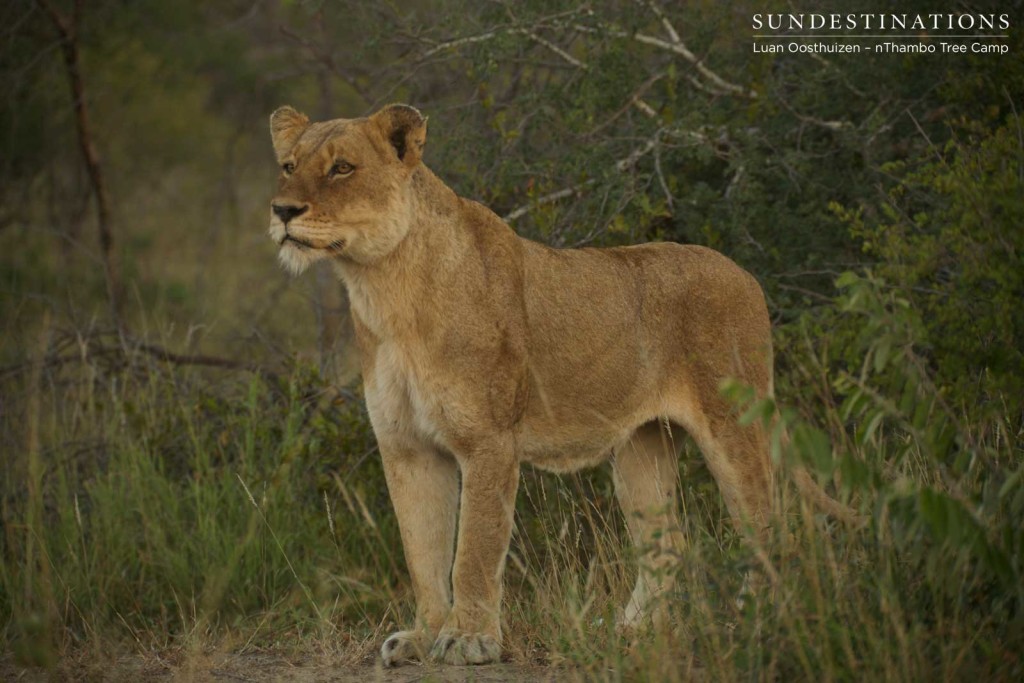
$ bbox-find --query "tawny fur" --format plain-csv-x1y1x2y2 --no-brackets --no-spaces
268,103,806,666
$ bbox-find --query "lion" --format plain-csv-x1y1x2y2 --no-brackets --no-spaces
267,103,851,666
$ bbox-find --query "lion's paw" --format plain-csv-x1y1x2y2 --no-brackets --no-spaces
381,629,430,667
429,630,501,665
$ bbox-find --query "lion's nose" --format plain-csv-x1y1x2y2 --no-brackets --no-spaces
272,203,308,224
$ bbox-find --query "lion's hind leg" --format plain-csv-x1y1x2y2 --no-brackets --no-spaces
611,420,686,631
670,386,775,602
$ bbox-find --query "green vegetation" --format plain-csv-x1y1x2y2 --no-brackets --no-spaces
2,0,1021,679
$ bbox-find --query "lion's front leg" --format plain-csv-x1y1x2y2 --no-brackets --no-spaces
430,440,519,665
379,438,459,667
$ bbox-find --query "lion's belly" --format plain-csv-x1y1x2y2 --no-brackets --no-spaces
513,358,661,472
518,436,620,473
366,334,661,470
516,413,642,473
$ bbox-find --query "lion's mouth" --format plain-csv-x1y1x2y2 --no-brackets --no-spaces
280,234,346,253
281,234,314,249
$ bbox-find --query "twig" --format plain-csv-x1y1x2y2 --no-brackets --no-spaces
504,184,592,222
906,109,944,163
521,29,660,117
724,163,745,200
419,28,507,60
653,137,674,210
778,97,853,132
588,73,666,138
777,283,833,303
414,7,590,60
524,30,587,70
279,24,371,106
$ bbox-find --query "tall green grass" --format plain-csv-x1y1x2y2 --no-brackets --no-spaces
1,337,391,666
2,271,1022,680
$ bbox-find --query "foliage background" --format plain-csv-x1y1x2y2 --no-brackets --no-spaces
1,0,1022,679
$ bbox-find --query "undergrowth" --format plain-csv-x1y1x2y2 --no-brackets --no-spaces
2,266,1021,681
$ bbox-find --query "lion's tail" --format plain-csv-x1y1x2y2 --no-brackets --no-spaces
772,419,867,528
789,466,867,527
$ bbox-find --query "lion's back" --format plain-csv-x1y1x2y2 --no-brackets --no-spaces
520,239,768,341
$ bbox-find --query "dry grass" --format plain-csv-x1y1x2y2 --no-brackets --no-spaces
2,328,1020,681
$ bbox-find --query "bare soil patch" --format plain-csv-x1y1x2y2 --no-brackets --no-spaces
2,652,567,682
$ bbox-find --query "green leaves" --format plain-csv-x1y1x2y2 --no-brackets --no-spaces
837,118,1024,413
732,249,1023,619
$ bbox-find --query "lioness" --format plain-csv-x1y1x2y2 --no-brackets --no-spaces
268,104,789,666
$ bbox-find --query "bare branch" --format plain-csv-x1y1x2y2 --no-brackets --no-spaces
629,32,755,98
279,25,372,106
0,335,282,387
614,136,659,171
643,0,682,44
633,98,658,119
587,72,666,136
568,12,755,99
504,132,662,222
503,121,732,224
521,30,662,118
419,28,506,60
653,138,674,210
724,164,746,199
778,97,854,132
637,0,754,97
131,341,282,384
413,5,593,60
504,184,591,222
684,73,732,97
524,30,587,70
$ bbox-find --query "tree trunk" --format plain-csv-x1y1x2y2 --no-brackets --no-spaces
311,8,358,383
37,0,124,328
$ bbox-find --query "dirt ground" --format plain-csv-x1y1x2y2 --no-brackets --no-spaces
1,652,569,682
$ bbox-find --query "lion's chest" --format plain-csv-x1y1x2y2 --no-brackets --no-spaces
364,341,450,446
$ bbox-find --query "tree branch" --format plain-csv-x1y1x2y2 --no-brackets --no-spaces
131,341,282,384
586,72,665,137
523,30,587,70
778,97,854,132
504,183,592,223
0,335,283,387
567,10,755,99
637,0,755,98
418,28,506,60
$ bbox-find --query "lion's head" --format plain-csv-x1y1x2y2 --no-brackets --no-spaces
267,103,428,274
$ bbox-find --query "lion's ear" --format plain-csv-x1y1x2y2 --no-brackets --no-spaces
269,106,309,161
370,104,428,168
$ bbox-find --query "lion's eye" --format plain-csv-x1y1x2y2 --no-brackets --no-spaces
282,162,296,175
329,161,355,178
